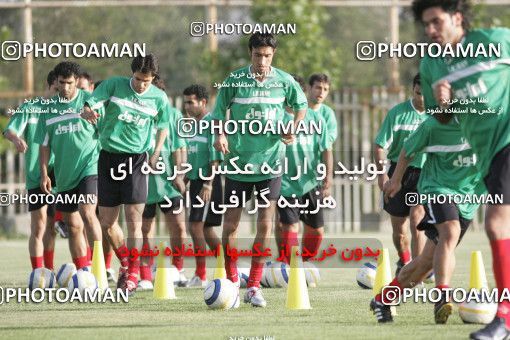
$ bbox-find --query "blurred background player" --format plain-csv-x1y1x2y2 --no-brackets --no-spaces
3,70,64,272
77,71,94,93
81,54,170,295
138,75,188,291
307,73,338,148
374,74,427,276
36,61,102,272
182,84,224,288
372,112,482,324
275,74,333,264
212,33,308,307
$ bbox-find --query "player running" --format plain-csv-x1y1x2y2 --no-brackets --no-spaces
182,84,224,287
36,61,102,271
3,70,63,272
212,33,308,307
374,74,427,275
371,113,483,324
412,1,510,337
81,54,170,295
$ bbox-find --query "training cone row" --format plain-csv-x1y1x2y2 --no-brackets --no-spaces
91,240,108,291
286,246,311,310
213,246,226,279
153,241,176,300
469,250,488,291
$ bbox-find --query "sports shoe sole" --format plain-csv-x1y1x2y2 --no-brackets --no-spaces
435,302,453,324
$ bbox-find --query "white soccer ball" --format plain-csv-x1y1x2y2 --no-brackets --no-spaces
356,262,377,289
459,300,498,324
237,261,250,288
56,263,77,288
265,262,290,288
28,268,56,289
260,261,274,288
204,278,238,310
67,269,98,295
303,262,321,288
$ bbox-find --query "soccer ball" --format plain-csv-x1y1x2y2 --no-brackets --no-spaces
260,261,274,288
356,262,377,289
67,269,98,295
459,300,498,324
56,263,77,288
28,268,56,289
303,262,321,288
264,262,290,288
204,279,238,310
237,261,250,288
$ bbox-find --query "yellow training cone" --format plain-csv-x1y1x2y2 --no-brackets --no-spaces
214,246,227,279
286,246,311,310
91,240,108,291
373,248,392,296
153,242,176,300
469,251,488,290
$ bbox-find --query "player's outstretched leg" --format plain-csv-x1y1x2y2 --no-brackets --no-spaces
432,220,460,324
244,204,275,308
390,215,411,277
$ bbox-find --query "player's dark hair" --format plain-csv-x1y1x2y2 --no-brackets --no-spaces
248,33,277,51
411,0,472,30
183,84,209,102
53,61,82,79
79,71,93,82
413,73,421,87
291,74,306,92
131,54,159,76
152,74,166,91
46,70,57,87
308,73,330,87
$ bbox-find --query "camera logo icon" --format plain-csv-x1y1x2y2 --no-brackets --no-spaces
381,285,402,306
356,41,376,61
1,41,22,61
178,118,197,138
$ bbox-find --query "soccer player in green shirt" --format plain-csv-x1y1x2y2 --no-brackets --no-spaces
138,76,188,290
212,33,308,307
275,74,333,265
412,1,510,337
81,55,171,294
372,113,482,324
374,74,427,275
36,61,102,272
182,84,224,288
3,70,60,272
307,73,337,147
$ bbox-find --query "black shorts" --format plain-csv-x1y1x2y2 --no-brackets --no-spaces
142,196,183,219
278,186,324,229
189,176,223,227
224,176,282,206
417,202,471,245
98,150,148,207
56,175,97,213
484,143,510,204
28,171,56,215
383,162,421,217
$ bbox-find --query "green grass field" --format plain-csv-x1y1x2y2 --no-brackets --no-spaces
0,231,495,339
